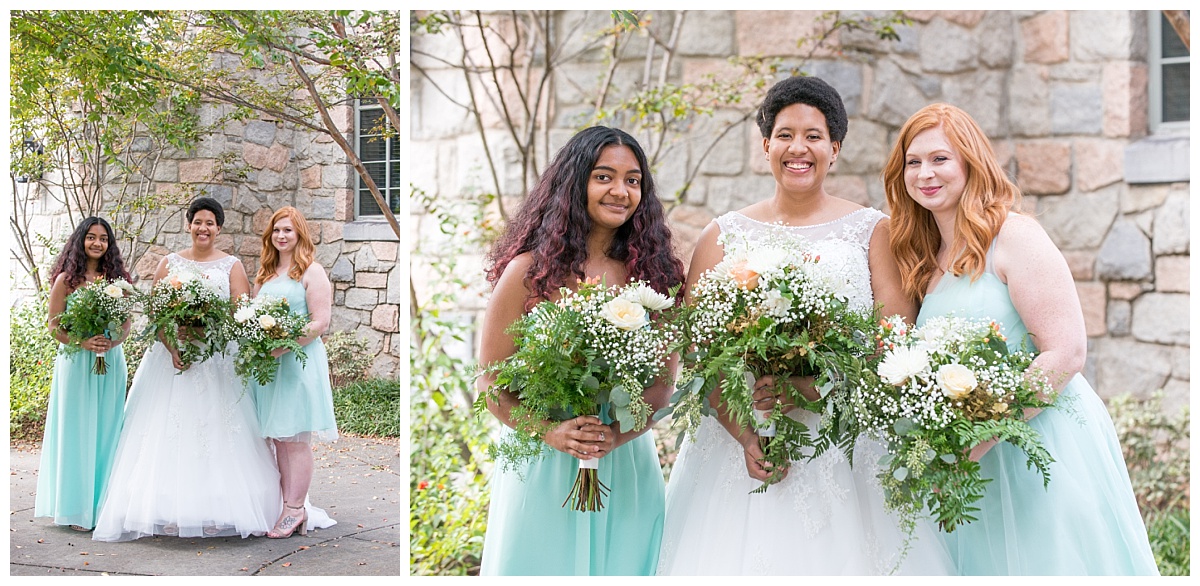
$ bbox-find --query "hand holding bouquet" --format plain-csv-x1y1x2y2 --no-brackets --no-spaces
143,265,232,372
477,278,678,512
230,294,310,386
56,277,137,374
850,315,1057,536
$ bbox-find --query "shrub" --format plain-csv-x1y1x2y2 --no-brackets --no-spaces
9,297,57,442
333,378,400,438
1109,391,1190,575
1147,507,1190,576
409,330,491,575
325,330,372,388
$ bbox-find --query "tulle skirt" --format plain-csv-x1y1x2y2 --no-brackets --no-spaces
938,375,1159,575
480,431,665,576
658,411,954,575
35,347,127,529
92,342,282,541
251,338,338,443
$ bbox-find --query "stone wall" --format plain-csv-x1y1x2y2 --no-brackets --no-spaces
11,97,401,379
411,10,1188,410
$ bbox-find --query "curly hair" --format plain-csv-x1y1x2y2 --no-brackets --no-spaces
48,216,133,291
256,206,316,285
486,126,684,308
882,103,1024,303
187,196,225,226
756,75,848,142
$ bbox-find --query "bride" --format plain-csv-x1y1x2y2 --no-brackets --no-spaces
94,198,284,540
657,76,953,575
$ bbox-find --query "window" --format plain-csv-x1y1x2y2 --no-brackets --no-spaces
1149,11,1189,131
355,100,400,217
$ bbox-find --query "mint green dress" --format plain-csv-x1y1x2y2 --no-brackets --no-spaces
251,276,338,442
480,427,665,575
35,302,127,529
918,248,1159,575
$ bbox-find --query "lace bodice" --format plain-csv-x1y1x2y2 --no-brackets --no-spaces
166,253,237,301
714,208,885,311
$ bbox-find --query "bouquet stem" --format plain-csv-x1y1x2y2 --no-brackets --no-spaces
563,457,609,512
93,351,107,375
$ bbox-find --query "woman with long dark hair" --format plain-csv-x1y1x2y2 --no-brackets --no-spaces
884,103,1157,575
35,217,133,532
477,126,684,575
250,206,338,538
94,197,282,541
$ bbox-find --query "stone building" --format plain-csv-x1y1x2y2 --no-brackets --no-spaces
411,10,1189,411
11,99,402,379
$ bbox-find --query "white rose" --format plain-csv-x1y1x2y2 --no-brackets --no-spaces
600,297,649,331
104,284,123,298
936,363,977,399
258,314,278,330
234,306,255,323
877,346,930,386
760,289,792,318
620,283,673,311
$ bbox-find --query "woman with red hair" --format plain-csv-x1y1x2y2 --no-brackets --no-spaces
251,206,339,538
884,103,1157,575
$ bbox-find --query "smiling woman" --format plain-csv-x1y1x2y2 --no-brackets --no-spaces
475,126,685,575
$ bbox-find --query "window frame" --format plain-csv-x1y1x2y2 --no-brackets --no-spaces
1148,11,1190,133
353,98,400,219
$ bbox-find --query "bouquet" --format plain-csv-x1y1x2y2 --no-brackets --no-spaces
229,294,310,386
56,277,137,374
668,239,877,493
477,278,679,512
850,315,1058,538
143,264,232,371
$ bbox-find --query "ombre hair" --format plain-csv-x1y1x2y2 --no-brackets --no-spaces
882,103,1023,303
49,216,133,291
486,126,684,309
256,206,315,285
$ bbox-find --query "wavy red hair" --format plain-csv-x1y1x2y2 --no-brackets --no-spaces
882,103,1024,303
256,206,315,285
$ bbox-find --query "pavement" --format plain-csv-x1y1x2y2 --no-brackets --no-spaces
8,435,402,577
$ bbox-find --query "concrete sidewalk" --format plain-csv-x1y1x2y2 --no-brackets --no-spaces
9,435,402,576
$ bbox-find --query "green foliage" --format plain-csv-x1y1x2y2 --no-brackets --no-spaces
1108,391,1190,575
324,330,372,388
1146,507,1189,576
1109,391,1190,514
410,185,497,575
9,297,57,442
333,378,400,438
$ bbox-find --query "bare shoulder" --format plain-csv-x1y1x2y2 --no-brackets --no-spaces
997,213,1054,253
495,252,534,293
995,213,1064,282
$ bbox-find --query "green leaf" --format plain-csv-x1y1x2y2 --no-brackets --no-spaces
893,466,909,481
610,385,631,408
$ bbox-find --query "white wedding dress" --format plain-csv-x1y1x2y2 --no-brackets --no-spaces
93,254,334,541
657,210,954,575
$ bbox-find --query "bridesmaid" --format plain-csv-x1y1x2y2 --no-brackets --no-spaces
35,217,133,531
251,206,339,538
883,103,1158,575
477,126,684,575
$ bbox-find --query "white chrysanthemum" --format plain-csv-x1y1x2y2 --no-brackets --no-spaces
878,345,930,386
599,297,648,331
234,306,255,323
620,283,673,311
745,246,790,276
760,289,791,318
